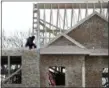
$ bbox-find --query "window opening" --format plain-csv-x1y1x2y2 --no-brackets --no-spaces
48,66,65,86
1,56,22,84
1,56,8,82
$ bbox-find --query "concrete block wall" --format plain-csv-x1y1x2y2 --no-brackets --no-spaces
40,55,84,87
22,50,40,87
2,49,40,87
68,15,108,49
2,49,108,87
85,56,108,87
50,36,75,46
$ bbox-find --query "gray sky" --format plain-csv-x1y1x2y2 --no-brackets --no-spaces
1,0,108,36
2,2,35,36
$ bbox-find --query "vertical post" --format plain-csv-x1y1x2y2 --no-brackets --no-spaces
37,3,40,87
82,58,85,87
42,4,44,45
49,4,52,41
1,1,2,53
63,4,66,30
100,1,103,14
65,4,68,29
32,4,35,35
105,1,108,19
71,4,73,28
43,4,46,44
56,4,59,33
37,4,40,50
106,5,108,19
85,2,88,17
93,2,95,12
102,2,105,15
78,4,81,22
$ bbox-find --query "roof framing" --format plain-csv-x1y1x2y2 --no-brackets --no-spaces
35,2,108,9
65,11,108,34
63,34,85,48
44,11,108,48
44,33,86,48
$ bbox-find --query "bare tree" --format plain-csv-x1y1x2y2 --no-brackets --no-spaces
1,29,32,49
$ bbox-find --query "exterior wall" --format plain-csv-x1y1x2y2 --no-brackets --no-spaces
40,55,84,87
1,50,108,87
85,56,108,87
2,49,40,87
68,15,108,49
50,36,75,46
22,50,40,87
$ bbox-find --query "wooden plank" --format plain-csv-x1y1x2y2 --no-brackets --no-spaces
63,34,86,48
35,17,62,30
63,4,66,30
37,3,108,9
49,4,52,41
56,4,59,29
100,1,103,14
78,4,81,21
2,67,22,84
70,4,73,27
85,2,88,17
35,29,66,33
37,4,40,50
93,2,95,12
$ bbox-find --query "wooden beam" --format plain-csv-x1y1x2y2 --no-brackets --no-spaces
35,17,62,31
56,4,59,29
37,3,108,9
32,5,35,35
39,21,63,36
35,29,65,33
63,34,86,48
43,4,46,44
93,2,95,12
37,4,40,50
85,2,88,17
2,66,22,84
78,4,81,21
65,4,68,29
63,4,66,30
100,1,103,14
70,4,73,28
49,4,52,41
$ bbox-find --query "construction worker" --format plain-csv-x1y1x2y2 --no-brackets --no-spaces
25,36,36,49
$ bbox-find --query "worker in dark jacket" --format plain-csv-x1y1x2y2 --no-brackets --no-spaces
25,36,36,49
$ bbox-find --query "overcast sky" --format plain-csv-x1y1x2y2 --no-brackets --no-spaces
1,0,108,36
2,2,35,36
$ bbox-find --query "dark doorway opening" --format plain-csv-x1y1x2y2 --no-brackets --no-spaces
48,66,65,86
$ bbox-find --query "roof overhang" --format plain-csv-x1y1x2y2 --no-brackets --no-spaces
40,46,108,56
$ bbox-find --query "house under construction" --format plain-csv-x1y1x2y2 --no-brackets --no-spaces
1,1,109,88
